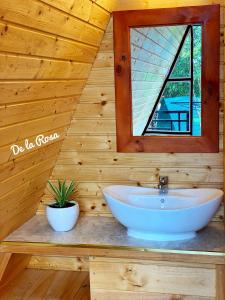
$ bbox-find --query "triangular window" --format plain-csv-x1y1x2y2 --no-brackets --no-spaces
142,25,201,136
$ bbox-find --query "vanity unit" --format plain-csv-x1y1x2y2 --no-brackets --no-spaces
0,1,224,299
0,215,225,299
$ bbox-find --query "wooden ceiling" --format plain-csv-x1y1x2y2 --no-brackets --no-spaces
0,0,115,240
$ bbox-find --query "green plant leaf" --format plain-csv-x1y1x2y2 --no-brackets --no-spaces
58,179,62,192
47,180,61,203
65,181,75,200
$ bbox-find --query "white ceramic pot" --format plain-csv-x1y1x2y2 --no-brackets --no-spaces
46,201,79,232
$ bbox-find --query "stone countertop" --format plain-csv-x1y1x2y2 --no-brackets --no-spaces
3,215,225,255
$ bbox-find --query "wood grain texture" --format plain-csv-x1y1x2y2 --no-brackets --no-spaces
0,96,79,127
0,127,66,165
0,22,98,63
0,253,223,299
0,80,85,105
0,254,31,289
28,255,89,271
1,190,45,228
0,142,62,182
0,0,105,46
114,0,224,10
0,269,90,300
51,166,223,184
91,289,215,300
0,0,113,240
0,189,45,239
0,253,12,281
0,54,92,80
40,1,224,219
216,265,225,300
41,0,112,25
0,112,72,147
90,257,216,298
2,242,225,264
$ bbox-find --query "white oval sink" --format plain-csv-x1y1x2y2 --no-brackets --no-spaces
102,185,223,241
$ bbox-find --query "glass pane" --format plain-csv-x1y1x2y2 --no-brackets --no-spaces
193,25,202,136
170,32,191,78
130,24,202,137
148,82,191,134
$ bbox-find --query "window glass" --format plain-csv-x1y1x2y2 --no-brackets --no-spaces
130,24,202,136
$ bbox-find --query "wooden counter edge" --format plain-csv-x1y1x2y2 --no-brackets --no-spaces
0,241,225,264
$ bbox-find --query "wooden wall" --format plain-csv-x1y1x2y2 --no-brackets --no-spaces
40,0,224,221
0,0,114,240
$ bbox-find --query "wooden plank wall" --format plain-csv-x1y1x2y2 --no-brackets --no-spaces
90,257,217,299
40,0,224,221
0,0,114,240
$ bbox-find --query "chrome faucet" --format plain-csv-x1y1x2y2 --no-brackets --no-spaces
158,176,168,195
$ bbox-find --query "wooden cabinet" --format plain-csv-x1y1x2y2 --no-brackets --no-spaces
0,250,225,300
90,257,225,300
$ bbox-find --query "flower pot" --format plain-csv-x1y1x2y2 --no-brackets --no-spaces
46,201,79,232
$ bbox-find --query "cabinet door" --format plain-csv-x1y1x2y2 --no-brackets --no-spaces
90,257,216,299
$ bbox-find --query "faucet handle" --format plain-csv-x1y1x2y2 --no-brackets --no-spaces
159,176,168,184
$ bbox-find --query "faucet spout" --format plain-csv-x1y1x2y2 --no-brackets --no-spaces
158,176,168,195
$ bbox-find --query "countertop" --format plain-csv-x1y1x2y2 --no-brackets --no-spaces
2,215,225,256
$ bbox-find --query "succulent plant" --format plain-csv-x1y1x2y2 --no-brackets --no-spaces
47,180,77,208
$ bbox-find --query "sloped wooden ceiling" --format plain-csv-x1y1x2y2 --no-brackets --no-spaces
0,0,115,240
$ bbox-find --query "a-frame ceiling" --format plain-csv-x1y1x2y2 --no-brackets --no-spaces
0,0,115,240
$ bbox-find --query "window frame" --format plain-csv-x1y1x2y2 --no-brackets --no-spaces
113,5,220,152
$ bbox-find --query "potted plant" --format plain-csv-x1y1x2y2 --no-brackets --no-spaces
46,180,79,232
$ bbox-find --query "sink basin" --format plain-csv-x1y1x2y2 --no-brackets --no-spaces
102,185,223,241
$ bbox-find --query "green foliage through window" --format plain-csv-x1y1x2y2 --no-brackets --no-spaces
166,25,201,98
